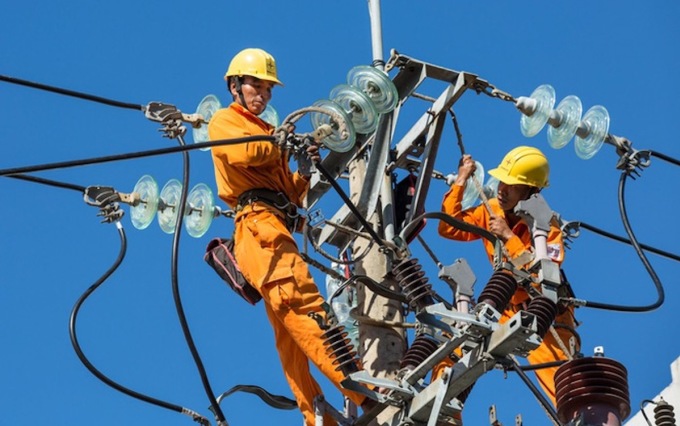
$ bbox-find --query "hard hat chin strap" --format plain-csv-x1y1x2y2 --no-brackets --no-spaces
233,77,254,115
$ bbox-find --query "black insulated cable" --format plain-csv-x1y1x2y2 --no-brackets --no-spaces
304,223,375,265
212,385,297,413
315,162,388,248
169,135,227,424
69,223,209,425
506,357,562,426
576,221,680,263
0,74,143,111
0,135,277,177
350,275,408,304
508,360,566,372
649,149,680,167
576,173,665,313
7,174,86,192
400,212,500,249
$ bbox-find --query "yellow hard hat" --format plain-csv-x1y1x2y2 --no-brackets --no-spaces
488,146,550,188
225,48,283,86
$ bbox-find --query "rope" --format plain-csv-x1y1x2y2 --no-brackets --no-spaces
547,326,573,361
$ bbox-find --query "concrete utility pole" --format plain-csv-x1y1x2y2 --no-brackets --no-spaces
350,158,406,381
305,3,491,422
354,0,406,385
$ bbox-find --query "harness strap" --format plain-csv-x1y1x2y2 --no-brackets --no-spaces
237,188,301,231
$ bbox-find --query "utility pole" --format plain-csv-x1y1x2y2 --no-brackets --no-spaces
353,0,406,387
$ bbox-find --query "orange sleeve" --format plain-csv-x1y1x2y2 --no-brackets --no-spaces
438,184,563,266
438,184,487,242
208,105,279,167
291,171,311,200
207,102,309,208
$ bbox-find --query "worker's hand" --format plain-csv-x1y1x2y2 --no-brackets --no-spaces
455,154,476,186
488,215,514,242
297,140,321,179
306,141,321,164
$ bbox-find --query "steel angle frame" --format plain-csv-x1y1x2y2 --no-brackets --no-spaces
314,111,398,249
309,85,403,249
386,54,485,240
401,310,542,424
308,52,488,249
306,148,358,210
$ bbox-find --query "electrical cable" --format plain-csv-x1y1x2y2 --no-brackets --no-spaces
317,268,408,306
350,274,408,304
300,252,345,281
8,172,214,421
7,173,86,192
416,234,442,269
69,222,210,425
169,134,227,424
400,211,501,253
639,399,657,426
0,74,143,111
447,108,465,155
575,221,680,263
1,125,384,422
315,162,388,248
506,356,561,426
572,172,665,312
304,222,375,265
649,149,680,167
2,118,300,424
0,136,276,177
507,360,566,372
213,385,297,411
566,150,680,264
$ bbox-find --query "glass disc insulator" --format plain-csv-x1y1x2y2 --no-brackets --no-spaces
259,104,280,128
520,84,556,138
329,84,379,134
347,65,398,114
130,175,159,230
310,99,356,153
575,105,610,160
548,95,583,149
461,161,485,210
483,175,500,200
158,179,183,234
192,94,222,150
185,183,215,238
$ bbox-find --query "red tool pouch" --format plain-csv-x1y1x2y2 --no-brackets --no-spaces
204,237,262,305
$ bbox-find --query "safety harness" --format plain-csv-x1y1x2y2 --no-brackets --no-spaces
237,188,303,232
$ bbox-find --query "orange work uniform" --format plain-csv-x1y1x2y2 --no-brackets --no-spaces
208,102,366,426
437,184,579,406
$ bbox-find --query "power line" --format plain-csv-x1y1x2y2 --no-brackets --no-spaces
0,74,143,111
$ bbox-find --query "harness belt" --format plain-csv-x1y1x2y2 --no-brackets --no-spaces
236,188,301,231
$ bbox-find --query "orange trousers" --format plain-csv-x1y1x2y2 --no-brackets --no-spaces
233,204,366,426
432,304,579,416
516,305,579,405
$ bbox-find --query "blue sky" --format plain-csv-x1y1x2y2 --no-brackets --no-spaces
2,1,679,425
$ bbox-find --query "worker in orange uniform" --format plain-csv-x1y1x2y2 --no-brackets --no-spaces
437,146,580,408
207,48,371,426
